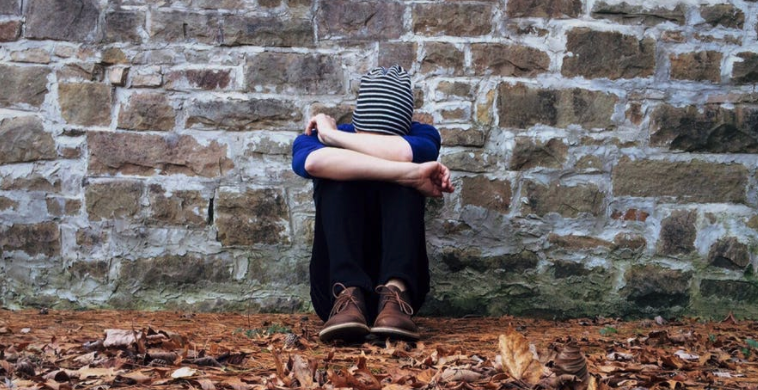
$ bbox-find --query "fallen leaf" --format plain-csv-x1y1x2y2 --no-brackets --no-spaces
78,367,117,379
0,327,10,334
553,341,589,389
196,378,216,390
498,327,543,385
20,328,31,334
103,329,140,348
222,376,250,390
674,350,699,361
439,368,483,383
118,370,152,384
170,366,197,379
291,354,315,388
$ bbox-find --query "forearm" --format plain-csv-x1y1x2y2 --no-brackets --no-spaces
320,130,413,162
304,147,416,182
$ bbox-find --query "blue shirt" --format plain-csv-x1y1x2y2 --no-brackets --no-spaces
291,122,441,179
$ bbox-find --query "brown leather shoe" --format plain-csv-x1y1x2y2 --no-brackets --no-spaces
371,285,420,340
318,284,370,342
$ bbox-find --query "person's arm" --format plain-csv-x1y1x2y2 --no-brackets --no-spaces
306,114,413,162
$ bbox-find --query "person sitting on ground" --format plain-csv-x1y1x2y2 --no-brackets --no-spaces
292,65,454,342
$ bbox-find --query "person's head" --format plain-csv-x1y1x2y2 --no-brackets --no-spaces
352,65,414,136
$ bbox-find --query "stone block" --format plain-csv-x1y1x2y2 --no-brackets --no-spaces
165,69,234,91
498,83,618,129
413,3,492,36
548,234,615,250
507,0,582,18
245,52,342,95
310,104,353,125
700,4,744,29
318,0,405,41
440,247,538,273
470,44,549,77
223,16,313,47
708,237,750,271
191,0,244,9
441,150,495,173
0,20,21,42
611,208,649,222
10,48,51,64
0,116,56,165
85,181,143,221
103,10,144,43
186,98,301,131
420,42,464,76
435,81,474,101
215,188,290,246
612,157,748,203
378,42,417,69
510,138,568,170
522,181,604,218
440,127,486,147
46,197,81,216
24,0,99,42
1,172,60,192
131,66,163,88
58,83,113,126
670,51,722,82
119,256,232,287
0,222,60,256
57,62,104,81
460,176,512,213
118,93,175,131
149,10,221,44
147,184,207,227
591,2,686,25
0,0,19,14
700,279,758,302
658,210,696,255
622,265,691,308
613,233,647,251
88,131,234,177
732,52,758,84
562,28,655,80
0,196,17,210
650,105,758,153
0,65,50,108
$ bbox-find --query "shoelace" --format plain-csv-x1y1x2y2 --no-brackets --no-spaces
376,285,414,315
328,283,360,318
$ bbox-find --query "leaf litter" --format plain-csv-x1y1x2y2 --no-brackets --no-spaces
0,310,756,389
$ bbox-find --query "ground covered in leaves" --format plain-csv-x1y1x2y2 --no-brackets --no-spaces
1,310,757,389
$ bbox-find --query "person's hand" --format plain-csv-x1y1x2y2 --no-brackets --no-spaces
305,114,338,145
406,162,455,198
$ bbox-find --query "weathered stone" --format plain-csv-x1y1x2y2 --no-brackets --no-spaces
191,0,244,9
259,0,281,7
613,233,647,251
103,10,144,43
591,2,686,25
435,82,474,101
441,150,495,173
0,196,18,210
10,48,51,64
101,48,127,65
57,62,105,81
0,116,56,165
245,52,342,94
661,30,685,43
470,44,549,77
245,135,293,156
24,0,100,42
440,127,486,147
118,93,175,131
622,265,691,308
440,106,470,122
0,0,19,14
575,155,603,171
700,4,744,29
120,256,232,287
626,102,644,125
88,131,234,177
510,138,568,170
498,83,618,129
651,105,758,153
0,20,21,41
310,104,353,125
1,172,60,192
85,181,143,220
613,157,748,203
732,52,758,84
413,3,492,36
149,10,220,44
548,234,615,250
460,176,512,213
148,184,207,227
505,21,550,37
165,69,233,91
658,210,697,255
108,66,129,86
440,247,538,273
59,83,112,126
215,188,290,246
46,197,81,216
670,51,722,82
507,0,582,18
318,0,405,41
0,222,60,256
708,237,750,270
552,260,604,279
187,99,301,131
378,42,417,69
693,33,741,45
131,66,163,87
562,28,655,80
420,42,464,75
700,279,758,302
222,16,313,47
522,181,604,218
0,65,50,108
611,208,649,222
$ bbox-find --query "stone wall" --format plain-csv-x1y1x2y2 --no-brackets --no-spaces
1,0,757,319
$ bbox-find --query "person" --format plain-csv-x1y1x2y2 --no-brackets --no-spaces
291,65,454,342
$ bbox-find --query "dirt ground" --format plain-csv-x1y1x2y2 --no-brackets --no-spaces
1,309,757,389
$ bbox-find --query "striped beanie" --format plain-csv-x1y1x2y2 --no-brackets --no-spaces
352,65,414,136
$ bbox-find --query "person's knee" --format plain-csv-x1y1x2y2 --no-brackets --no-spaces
314,179,363,197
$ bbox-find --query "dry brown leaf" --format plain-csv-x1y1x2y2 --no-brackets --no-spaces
196,378,216,390
498,327,542,385
223,377,251,390
103,329,139,348
291,354,315,388
170,366,197,378
439,368,483,383
118,370,152,384
78,367,117,379
553,341,589,389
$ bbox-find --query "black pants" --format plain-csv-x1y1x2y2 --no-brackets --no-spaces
309,178,430,322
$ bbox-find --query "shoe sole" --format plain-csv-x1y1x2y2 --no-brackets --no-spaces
319,322,370,342
370,326,420,341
